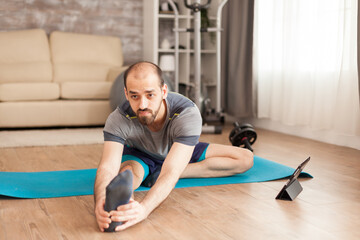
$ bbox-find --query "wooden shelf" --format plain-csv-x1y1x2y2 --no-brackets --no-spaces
143,0,221,108
158,49,216,54
158,14,191,19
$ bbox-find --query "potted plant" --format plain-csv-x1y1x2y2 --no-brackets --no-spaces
201,8,216,44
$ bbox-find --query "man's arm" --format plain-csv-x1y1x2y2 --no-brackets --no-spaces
110,142,195,231
94,141,124,232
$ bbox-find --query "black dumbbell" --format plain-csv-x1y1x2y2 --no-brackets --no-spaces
229,122,257,152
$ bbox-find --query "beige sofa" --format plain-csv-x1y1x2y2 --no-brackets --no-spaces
0,29,127,128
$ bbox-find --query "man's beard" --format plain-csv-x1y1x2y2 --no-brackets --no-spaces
137,102,162,126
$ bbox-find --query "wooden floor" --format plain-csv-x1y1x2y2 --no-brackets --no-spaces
0,124,359,239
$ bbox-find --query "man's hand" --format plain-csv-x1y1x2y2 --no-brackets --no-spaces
110,198,149,231
95,199,111,232
94,141,124,231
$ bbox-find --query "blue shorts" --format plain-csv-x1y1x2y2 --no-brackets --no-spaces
122,142,209,181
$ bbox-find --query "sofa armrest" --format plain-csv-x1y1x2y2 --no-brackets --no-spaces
106,66,129,82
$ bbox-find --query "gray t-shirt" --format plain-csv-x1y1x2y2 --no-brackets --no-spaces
103,92,202,160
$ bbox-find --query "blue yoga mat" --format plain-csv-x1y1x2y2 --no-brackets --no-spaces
0,156,312,199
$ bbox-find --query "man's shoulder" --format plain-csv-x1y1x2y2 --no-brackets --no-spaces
103,103,134,143
119,101,136,118
167,92,197,115
166,93,202,145
105,103,135,129
107,101,135,121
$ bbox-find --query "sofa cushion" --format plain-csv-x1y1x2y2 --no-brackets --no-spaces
0,29,52,83
50,31,123,82
60,82,112,100
0,83,60,102
53,63,111,82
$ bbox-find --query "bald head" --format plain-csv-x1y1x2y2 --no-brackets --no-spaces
123,61,164,89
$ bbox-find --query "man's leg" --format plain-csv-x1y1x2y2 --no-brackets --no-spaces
181,143,254,178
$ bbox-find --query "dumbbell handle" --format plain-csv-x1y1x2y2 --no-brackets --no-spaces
241,137,254,152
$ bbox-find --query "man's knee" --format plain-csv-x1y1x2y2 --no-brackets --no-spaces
120,161,145,186
234,148,254,174
120,164,133,173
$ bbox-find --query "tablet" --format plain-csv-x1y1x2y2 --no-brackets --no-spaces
276,157,310,200
285,157,310,186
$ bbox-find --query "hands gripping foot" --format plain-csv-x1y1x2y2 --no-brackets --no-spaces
104,170,133,232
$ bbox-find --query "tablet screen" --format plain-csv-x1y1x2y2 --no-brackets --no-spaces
285,157,310,186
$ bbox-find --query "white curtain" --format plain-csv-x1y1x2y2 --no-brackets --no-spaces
253,0,360,149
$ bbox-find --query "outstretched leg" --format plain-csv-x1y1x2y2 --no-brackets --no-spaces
181,144,254,178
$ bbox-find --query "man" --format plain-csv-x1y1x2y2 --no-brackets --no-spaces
94,61,253,232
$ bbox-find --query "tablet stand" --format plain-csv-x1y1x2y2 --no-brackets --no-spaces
275,179,303,201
